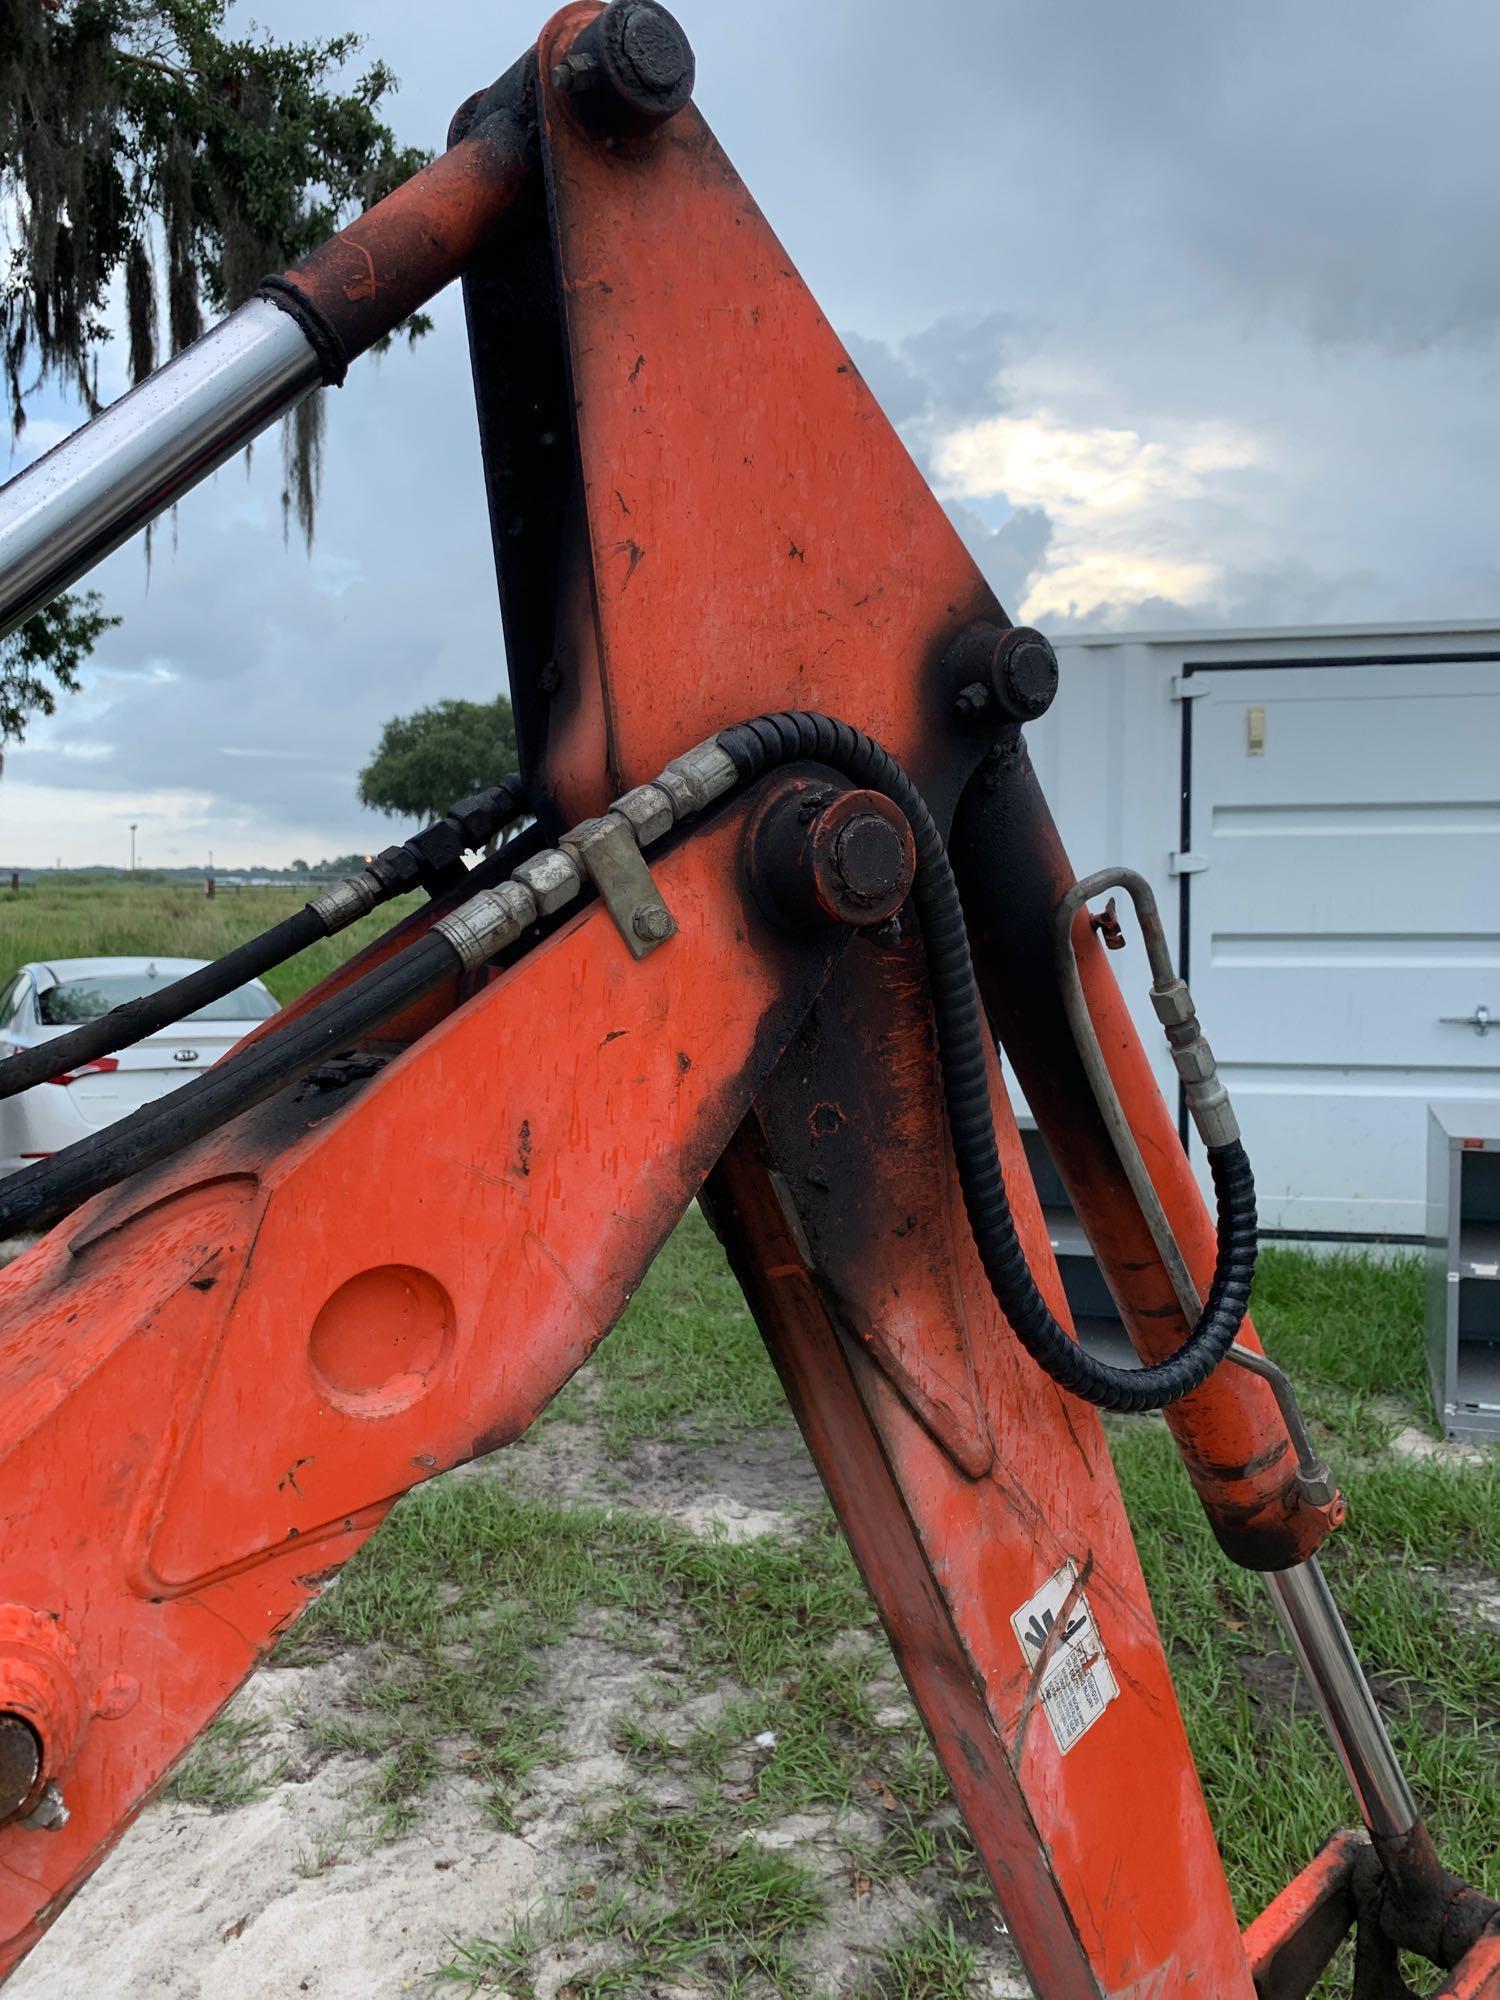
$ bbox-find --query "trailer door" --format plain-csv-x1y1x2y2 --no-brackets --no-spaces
1182,653,1500,1238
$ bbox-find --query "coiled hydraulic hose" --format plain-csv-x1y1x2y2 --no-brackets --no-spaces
716,712,1256,1414
0,775,529,1103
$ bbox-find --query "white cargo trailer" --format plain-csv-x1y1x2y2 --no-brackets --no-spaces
1031,619,1500,1243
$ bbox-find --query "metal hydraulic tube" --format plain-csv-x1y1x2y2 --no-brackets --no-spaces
1050,865,1419,1842
949,743,1332,1569
0,302,321,641
1053,868,1336,1505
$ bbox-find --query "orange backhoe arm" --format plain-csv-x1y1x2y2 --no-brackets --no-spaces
0,793,1259,1993
0,801,845,1971
0,5,1493,1996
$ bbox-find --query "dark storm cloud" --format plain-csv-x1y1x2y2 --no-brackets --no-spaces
841,334,930,430
903,315,1014,417
5,0,1497,861
847,314,1016,430
737,0,1500,353
946,504,1054,624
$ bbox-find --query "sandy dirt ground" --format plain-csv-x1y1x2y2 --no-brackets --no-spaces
9,1417,1030,2000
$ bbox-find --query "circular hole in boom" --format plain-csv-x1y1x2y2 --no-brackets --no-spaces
308,1265,455,1418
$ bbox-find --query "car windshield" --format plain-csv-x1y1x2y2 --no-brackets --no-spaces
36,974,277,1027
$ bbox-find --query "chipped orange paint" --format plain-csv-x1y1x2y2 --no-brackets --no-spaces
1244,1831,1500,1998
738,933,1254,1997
535,2,996,823
529,21,1257,1991
1434,1936,1500,1999
1243,1830,1364,1997
274,98,533,365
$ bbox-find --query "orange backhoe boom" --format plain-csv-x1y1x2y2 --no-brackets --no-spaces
0,6,1493,1995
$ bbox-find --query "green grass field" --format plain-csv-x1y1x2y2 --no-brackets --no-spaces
0,876,422,1008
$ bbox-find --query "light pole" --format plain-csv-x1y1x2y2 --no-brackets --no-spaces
129,822,137,873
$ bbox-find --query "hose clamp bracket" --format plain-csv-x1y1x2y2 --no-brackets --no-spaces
560,814,676,960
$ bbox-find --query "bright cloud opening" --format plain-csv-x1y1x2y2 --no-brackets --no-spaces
933,409,1263,620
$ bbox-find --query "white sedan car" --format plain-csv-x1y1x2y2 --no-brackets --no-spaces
0,957,279,1177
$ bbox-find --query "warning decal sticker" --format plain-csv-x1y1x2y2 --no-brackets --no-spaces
1010,1561,1119,1754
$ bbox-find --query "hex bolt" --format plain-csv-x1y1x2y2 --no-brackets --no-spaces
992,625,1059,722
550,51,598,92
943,621,1060,727
749,781,916,932
832,812,910,909
631,904,675,943
19,1781,67,1831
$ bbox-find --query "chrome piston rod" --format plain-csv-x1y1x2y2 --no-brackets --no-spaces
0,50,542,643
0,298,321,641
1265,1559,1418,1838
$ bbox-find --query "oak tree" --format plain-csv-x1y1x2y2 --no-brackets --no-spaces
359,697,520,825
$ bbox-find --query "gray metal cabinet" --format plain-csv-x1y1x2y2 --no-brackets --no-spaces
1427,1103,1500,1444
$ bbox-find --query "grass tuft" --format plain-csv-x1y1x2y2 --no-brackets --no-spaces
164,1712,286,1810
555,1209,787,1455
1250,1246,1427,1400
873,1916,982,2000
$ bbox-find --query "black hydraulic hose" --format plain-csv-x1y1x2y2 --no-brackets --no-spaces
716,712,1256,1413
0,775,529,1103
0,818,551,1241
0,713,1251,1413
0,906,328,1103
0,931,460,1240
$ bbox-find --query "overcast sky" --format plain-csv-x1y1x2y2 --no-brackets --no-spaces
5,0,1498,867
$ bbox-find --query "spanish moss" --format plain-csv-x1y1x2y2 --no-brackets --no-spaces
0,0,430,548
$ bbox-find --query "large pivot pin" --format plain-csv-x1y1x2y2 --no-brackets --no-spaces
749,780,916,934
550,1,696,135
